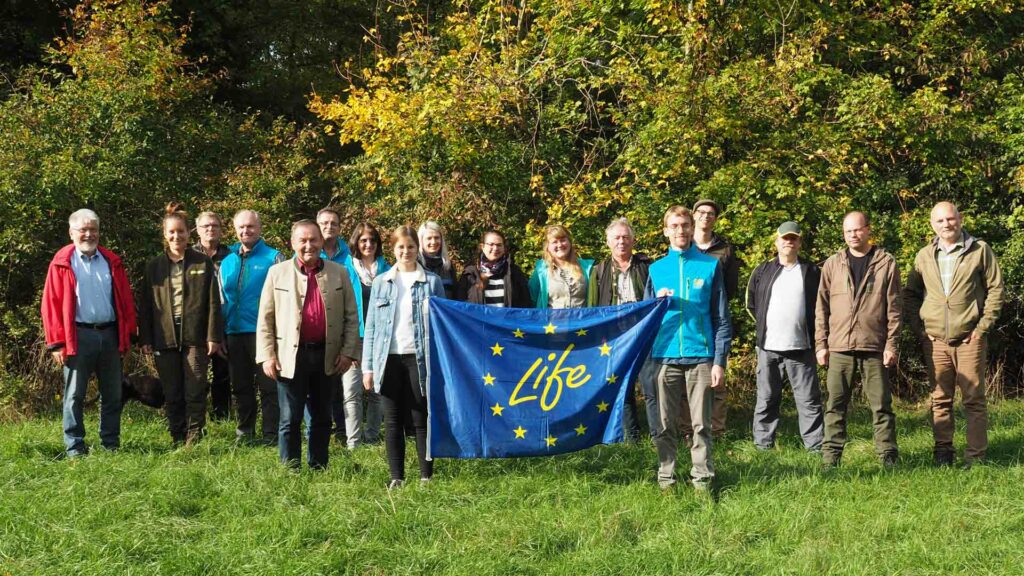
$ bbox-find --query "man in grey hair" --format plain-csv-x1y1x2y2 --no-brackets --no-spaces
42,209,137,458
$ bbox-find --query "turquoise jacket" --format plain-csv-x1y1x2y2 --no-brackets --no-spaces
343,254,391,337
219,239,282,334
528,258,595,309
321,242,350,265
645,245,731,366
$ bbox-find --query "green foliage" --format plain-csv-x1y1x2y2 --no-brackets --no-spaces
0,1,314,412
315,0,1024,393
3,403,1024,573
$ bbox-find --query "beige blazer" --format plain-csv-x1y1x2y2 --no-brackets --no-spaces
256,259,360,379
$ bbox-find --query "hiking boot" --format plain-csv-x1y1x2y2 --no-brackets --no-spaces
880,453,898,469
934,451,954,467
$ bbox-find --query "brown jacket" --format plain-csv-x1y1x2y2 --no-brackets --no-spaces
139,249,222,350
255,259,360,379
904,232,1004,344
815,247,901,354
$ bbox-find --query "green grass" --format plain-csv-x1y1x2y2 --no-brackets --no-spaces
3,400,1024,575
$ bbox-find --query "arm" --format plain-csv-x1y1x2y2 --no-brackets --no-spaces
903,252,926,338
710,266,732,369
724,250,741,301
815,260,831,365
254,268,278,370
41,263,67,357
338,271,361,362
361,279,380,377
528,267,541,308
207,258,224,344
745,263,759,321
586,264,600,307
975,243,1005,337
883,257,902,357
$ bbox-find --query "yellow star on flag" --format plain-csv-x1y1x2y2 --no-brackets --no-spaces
606,374,618,385
490,342,505,356
575,328,588,336
513,328,525,338
544,322,557,334
575,423,587,436
597,401,609,413
545,435,557,447
490,403,504,416
513,426,527,439
483,373,496,386
599,341,612,356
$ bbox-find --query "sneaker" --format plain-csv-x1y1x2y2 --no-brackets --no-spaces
387,479,404,490
822,455,841,469
692,479,713,493
419,477,432,486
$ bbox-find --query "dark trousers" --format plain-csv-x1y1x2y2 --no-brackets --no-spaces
209,352,231,419
380,354,432,481
278,346,334,469
153,346,209,442
227,333,279,440
823,351,898,462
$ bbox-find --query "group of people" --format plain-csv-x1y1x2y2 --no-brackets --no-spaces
41,198,1003,492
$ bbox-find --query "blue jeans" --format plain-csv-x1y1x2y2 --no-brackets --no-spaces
63,326,122,454
279,346,334,469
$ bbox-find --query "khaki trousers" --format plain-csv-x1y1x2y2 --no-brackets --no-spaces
654,362,714,487
682,385,727,436
925,336,988,461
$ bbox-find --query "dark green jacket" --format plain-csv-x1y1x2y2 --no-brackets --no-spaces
139,249,223,350
586,254,651,307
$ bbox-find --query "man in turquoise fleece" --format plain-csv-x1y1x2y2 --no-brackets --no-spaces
645,205,732,492
220,209,285,444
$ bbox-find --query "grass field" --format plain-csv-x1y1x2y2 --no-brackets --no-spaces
3,400,1024,575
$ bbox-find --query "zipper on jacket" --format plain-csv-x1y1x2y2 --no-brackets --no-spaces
678,253,685,357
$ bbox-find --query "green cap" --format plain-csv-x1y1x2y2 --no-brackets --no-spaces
777,221,802,238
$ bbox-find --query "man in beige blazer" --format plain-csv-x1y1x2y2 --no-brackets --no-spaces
256,220,360,469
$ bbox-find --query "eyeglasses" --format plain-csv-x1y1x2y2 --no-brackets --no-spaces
665,224,692,231
483,242,504,248
694,209,717,217
197,224,221,230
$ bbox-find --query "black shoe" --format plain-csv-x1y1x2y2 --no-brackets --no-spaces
934,451,954,467
881,453,898,469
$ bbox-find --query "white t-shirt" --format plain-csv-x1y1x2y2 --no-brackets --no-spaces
389,271,419,354
763,263,810,351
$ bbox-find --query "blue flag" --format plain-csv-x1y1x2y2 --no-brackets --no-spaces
427,298,669,458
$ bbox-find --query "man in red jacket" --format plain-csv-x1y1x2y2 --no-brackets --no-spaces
42,209,136,458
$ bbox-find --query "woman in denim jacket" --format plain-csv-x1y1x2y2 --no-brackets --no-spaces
362,225,446,488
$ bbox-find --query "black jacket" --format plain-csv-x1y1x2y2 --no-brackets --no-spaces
587,254,652,307
457,262,532,308
745,257,820,349
139,248,223,350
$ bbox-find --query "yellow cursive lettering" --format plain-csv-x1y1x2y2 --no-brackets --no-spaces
509,343,592,412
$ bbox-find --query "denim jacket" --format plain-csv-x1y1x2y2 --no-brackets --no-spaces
361,264,445,394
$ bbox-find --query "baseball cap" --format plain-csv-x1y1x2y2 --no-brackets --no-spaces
777,221,802,238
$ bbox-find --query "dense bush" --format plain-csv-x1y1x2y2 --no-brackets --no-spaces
1,0,1022,416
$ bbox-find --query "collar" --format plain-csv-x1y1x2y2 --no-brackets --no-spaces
75,248,102,261
296,258,324,275
382,262,426,283
935,232,966,253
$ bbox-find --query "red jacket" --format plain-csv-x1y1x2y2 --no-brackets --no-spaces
42,244,137,356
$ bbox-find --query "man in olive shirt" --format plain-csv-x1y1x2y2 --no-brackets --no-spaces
905,201,1004,467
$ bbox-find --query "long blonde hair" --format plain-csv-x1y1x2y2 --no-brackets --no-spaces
542,224,583,280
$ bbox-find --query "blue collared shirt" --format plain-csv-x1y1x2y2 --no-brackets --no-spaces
70,249,116,323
